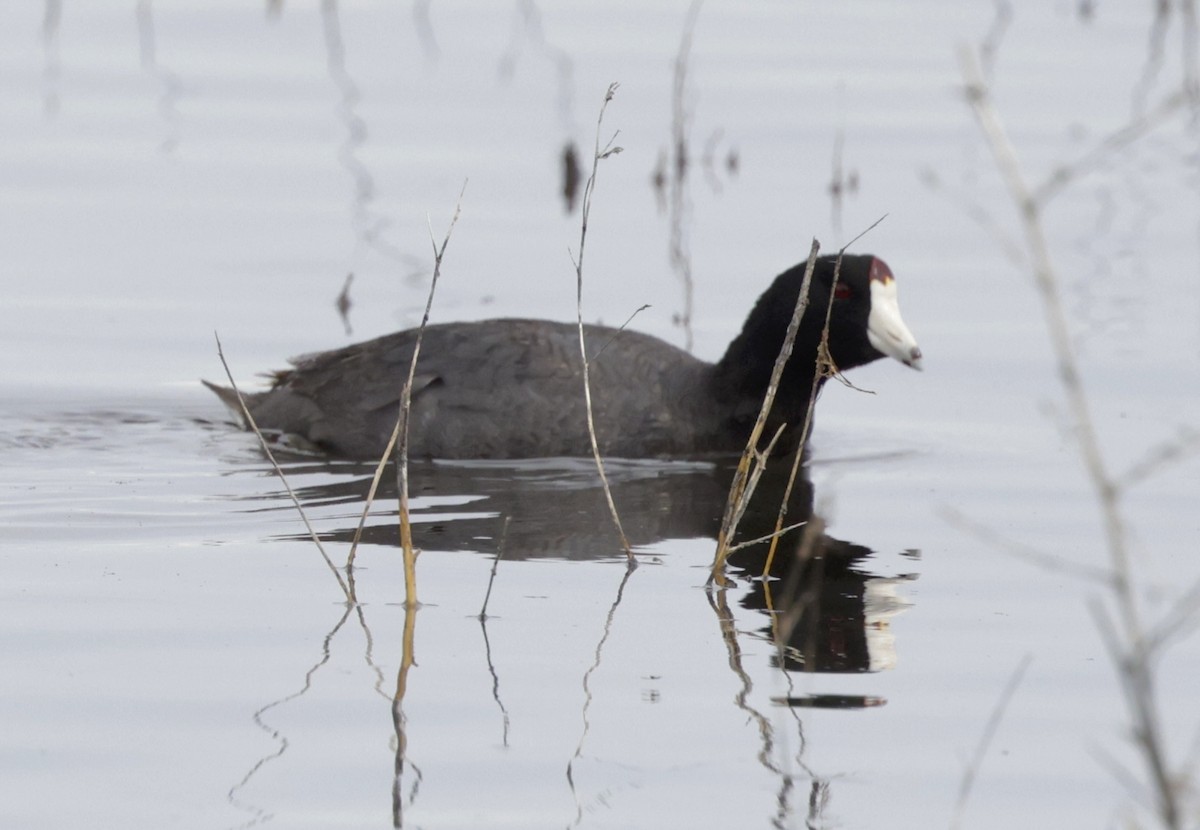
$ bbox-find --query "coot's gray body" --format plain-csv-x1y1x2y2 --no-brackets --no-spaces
207,255,922,459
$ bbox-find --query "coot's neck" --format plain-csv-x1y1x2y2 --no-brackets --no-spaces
708,335,825,462
712,313,825,417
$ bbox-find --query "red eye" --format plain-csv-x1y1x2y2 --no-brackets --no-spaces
834,283,853,300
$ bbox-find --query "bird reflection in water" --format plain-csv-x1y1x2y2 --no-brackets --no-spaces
241,450,918,709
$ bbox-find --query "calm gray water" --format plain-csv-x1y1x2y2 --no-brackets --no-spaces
2,2,1199,828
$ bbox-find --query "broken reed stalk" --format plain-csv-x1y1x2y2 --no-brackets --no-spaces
758,212,884,577
759,254,849,576
708,240,821,585
755,215,887,577
571,81,634,564
346,430,399,570
404,192,464,607
213,332,353,604
961,47,1187,828
347,187,465,605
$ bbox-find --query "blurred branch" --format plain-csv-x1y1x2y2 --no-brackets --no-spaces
1117,426,1200,490
960,46,1136,623
939,506,1113,585
960,42,1192,828
1033,88,1191,206
918,166,1025,265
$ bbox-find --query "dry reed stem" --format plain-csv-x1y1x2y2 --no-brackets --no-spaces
571,81,634,564
712,213,885,582
346,188,464,603
961,46,1190,828
723,520,808,555
723,422,787,538
727,215,888,577
708,240,821,584
346,424,400,569
760,251,855,576
407,191,465,604
213,332,353,604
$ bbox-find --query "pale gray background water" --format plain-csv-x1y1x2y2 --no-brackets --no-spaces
2,2,1199,828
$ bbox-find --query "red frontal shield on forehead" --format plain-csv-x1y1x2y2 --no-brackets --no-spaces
869,257,894,285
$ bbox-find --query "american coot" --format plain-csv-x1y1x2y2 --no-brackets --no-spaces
207,254,921,459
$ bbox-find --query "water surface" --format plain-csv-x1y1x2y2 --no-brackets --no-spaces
2,2,1199,828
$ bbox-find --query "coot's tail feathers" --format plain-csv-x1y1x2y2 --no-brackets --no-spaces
202,379,258,427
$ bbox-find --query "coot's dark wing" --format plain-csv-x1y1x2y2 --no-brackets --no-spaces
396,319,717,458
229,319,715,459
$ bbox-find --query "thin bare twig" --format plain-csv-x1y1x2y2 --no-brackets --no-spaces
590,303,651,363
571,82,634,564
348,184,466,602
347,431,399,569
348,185,463,590
402,190,465,605
723,520,808,555
722,422,788,547
214,332,352,604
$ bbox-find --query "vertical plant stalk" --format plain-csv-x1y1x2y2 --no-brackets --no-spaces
761,254,849,576
756,206,884,575
400,194,464,607
346,191,463,578
571,82,634,563
708,240,821,584
214,333,353,604
960,48,1181,828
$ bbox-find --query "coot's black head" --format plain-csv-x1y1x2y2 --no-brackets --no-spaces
820,255,923,372
716,254,922,403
